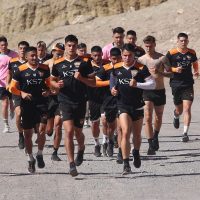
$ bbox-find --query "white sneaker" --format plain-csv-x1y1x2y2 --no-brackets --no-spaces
3,125,10,133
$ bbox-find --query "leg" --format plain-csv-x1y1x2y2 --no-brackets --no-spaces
45,118,54,136
1,96,10,133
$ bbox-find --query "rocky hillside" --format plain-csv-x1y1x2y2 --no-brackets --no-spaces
0,0,166,34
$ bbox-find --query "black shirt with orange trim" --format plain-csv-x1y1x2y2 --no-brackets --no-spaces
8,57,26,75
113,63,150,109
13,64,50,103
51,56,93,104
166,48,197,88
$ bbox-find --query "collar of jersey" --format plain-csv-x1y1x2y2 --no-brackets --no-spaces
177,47,189,54
65,56,79,62
26,63,38,71
123,60,137,70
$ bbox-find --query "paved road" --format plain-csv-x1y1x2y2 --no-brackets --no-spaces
0,80,200,200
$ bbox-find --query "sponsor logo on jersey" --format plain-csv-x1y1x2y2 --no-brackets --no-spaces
74,62,81,68
25,73,30,77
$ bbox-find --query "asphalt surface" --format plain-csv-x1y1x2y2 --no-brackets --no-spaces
0,80,200,200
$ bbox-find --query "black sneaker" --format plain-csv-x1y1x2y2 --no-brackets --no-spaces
147,145,156,155
133,152,141,168
113,135,118,148
75,149,84,166
28,159,36,173
152,137,159,151
94,145,101,157
116,151,123,164
69,162,78,177
181,133,189,142
51,153,62,161
122,165,132,175
36,155,45,168
18,135,25,149
173,111,180,129
102,143,108,157
107,141,114,157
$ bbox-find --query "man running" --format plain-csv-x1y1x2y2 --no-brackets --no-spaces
9,46,51,173
165,32,199,142
51,35,95,176
7,41,29,149
110,44,156,175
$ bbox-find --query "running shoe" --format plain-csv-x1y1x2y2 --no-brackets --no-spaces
94,145,101,157
36,155,45,168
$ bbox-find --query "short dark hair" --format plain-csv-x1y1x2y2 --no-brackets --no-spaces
18,41,29,47
91,46,102,53
77,43,87,49
37,41,46,48
110,47,121,56
143,35,156,43
177,32,188,39
112,27,125,34
126,30,136,37
25,46,37,54
65,34,78,44
122,43,135,53
0,36,8,43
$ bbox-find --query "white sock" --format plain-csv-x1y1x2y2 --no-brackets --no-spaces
3,119,9,126
114,129,117,136
28,154,34,161
102,134,107,144
183,126,189,134
94,137,100,146
37,150,43,156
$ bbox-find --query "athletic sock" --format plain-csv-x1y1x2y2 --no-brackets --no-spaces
53,147,58,155
123,158,130,166
183,126,189,134
102,134,107,144
133,149,139,156
153,130,159,138
37,150,43,156
3,119,9,126
94,137,100,146
28,154,34,162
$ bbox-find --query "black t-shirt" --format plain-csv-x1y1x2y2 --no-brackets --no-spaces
166,48,197,89
114,63,150,109
51,56,93,104
13,64,50,103
8,58,26,75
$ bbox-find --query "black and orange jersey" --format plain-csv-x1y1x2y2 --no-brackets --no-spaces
166,48,198,88
11,63,50,102
113,62,150,109
8,57,26,75
38,53,52,64
87,59,110,103
51,56,93,104
134,45,145,59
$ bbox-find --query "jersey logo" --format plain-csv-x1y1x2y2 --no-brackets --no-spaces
63,71,74,77
39,71,44,77
26,78,43,85
33,73,37,77
74,62,81,68
13,64,18,68
117,71,122,75
62,65,68,69
118,78,130,85
187,55,192,60
25,73,30,77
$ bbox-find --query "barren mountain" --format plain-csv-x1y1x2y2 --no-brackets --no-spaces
2,0,200,57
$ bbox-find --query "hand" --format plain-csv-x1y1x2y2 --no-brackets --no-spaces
129,78,137,87
176,67,183,73
111,87,118,96
21,91,32,100
57,80,64,88
193,71,199,79
42,89,50,97
74,72,82,81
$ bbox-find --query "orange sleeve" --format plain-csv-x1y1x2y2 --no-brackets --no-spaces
45,77,51,88
193,61,199,72
96,80,109,87
9,80,21,95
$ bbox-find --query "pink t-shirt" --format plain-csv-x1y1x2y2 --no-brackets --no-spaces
0,50,18,87
102,43,114,61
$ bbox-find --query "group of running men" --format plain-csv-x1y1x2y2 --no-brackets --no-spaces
0,26,199,176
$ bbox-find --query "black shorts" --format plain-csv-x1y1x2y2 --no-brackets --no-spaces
118,105,144,121
59,101,86,128
101,96,117,123
143,89,166,106
12,94,21,108
89,101,102,121
172,86,194,105
47,96,60,119
21,100,48,129
0,87,12,100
